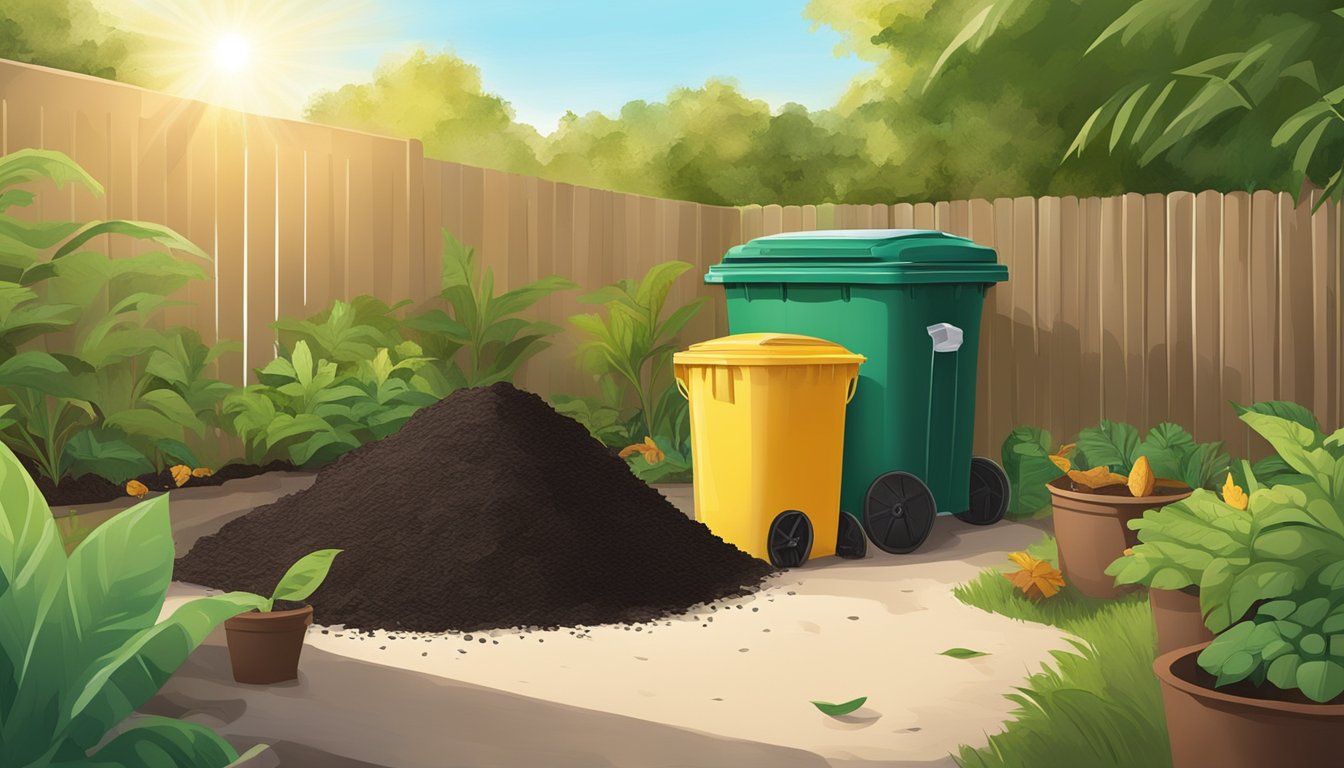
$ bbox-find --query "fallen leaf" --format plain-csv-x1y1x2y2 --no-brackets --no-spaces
1004,551,1066,599
1068,466,1128,490
1222,473,1249,511
940,647,989,659
1128,456,1156,497
191,467,213,478
170,464,192,487
125,480,148,498
620,437,664,465
811,696,867,717
1049,454,1071,472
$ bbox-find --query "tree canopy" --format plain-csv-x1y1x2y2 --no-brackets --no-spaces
0,0,137,81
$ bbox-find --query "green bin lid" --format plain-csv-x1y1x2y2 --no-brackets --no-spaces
705,229,1008,286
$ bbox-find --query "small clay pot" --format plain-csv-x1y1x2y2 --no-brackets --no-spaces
1154,643,1344,767
1150,585,1215,656
1047,479,1191,599
224,605,313,684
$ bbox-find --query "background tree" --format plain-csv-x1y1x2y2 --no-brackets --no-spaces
0,0,139,81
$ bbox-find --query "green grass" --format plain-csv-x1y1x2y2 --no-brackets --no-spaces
952,536,1171,768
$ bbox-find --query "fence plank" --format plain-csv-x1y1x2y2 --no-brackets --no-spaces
243,116,277,376
1144,193,1169,426
1221,192,1252,457
1099,195,1126,428
1309,193,1337,426
214,111,246,384
1079,196,1102,430
1279,193,1314,412
1166,192,1196,432
1122,193,1146,430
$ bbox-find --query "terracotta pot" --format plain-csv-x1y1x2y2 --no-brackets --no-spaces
1047,481,1191,599
1154,643,1344,767
224,605,313,684
1151,585,1214,656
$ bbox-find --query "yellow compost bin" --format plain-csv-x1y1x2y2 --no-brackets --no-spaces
673,333,866,567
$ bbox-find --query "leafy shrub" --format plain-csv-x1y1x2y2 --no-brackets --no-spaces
273,296,408,378
402,230,575,391
565,261,703,482
0,441,267,766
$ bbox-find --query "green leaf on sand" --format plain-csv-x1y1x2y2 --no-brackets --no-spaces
811,696,867,717
940,647,991,659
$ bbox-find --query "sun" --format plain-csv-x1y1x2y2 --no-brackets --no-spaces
212,33,252,73
99,0,394,118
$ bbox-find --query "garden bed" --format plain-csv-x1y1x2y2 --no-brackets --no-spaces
131,478,1068,767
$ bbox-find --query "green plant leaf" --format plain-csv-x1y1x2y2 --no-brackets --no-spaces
1296,659,1344,703
73,716,247,768
1000,426,1064,517
1232,400,1322,436
269,549,343,608
940,647,990,659
62,429,155,484
810,696,868,717
1076,420,1141,473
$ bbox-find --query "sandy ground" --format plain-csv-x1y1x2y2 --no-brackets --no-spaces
76,473,1068,767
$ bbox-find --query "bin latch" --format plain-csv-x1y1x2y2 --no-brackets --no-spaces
926,323,964,353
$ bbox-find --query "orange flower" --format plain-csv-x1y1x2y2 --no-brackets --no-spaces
125,480,149,498
170,464,192,487
1004,551,1066,599
1222,473,1249,511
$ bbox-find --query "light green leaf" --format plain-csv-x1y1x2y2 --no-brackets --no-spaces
940,647,990,659
810,696,868,717
270,549,343,608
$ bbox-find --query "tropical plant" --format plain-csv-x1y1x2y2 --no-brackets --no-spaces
401,230,574,391
222,341,365,467
139,328,242,470
0,149,214,485
568,261,704,450
273,296,408,378
0,441,268,766
1106,406,1344,702
931,0,1344,204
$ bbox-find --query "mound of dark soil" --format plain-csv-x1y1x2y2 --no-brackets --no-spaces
174,383,774,632
27,457,299,507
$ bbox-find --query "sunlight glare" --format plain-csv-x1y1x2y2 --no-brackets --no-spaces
212,34,251,72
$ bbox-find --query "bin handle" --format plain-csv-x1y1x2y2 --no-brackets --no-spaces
845,375,859,404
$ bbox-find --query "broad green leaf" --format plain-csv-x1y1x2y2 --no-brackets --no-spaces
1241,412,1335,485
1233,400,1321,435
52,220,208,262
62,429,155,484
270,549,343,607
1000,427,1064,517
1076,420,1140,473
1136,422,1195,480
75,716,246,768
810,696,868,717
1296,660,1344,703
0,149,103,195
940,648,990,659
62,592,266,752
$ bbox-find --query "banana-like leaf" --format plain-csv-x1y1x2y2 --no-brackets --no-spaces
0,350,83,399
270,549,343,606
52,220,209,262
70,716,247,768
61,429,155,484
0,149,103,194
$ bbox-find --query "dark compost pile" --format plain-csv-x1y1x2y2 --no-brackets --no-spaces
174,383,774,632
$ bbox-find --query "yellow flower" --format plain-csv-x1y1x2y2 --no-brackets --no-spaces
125,480,149,498
1222,473,1249,511
1004,551,1066,599
170,465,192,487
191,467,213,478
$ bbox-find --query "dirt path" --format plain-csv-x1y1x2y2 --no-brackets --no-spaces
107,474,1069,767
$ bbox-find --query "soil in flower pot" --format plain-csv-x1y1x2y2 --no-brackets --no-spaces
224,599,313,685
1154,643,1344,767
1047,477,1191,599
1150,585,1214,656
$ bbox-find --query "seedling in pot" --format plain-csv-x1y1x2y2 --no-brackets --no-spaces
223,549,342,685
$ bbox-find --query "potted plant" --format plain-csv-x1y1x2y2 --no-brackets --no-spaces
223,549,342,684
1046,421,1228,598
1151,409,1344,766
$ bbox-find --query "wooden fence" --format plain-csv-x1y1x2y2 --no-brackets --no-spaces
2,59,1340,458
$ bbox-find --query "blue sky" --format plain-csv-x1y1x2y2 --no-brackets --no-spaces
350,0,870,133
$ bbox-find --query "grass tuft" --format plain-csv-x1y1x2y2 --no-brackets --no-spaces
952,535,1171,768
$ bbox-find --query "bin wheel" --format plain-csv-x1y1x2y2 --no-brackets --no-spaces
836,511,867,559
955,457,1010,526
767,510,813,568
863,472,936,554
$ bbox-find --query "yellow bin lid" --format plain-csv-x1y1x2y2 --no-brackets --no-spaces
673,333,865,367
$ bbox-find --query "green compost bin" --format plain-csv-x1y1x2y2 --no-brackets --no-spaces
705,229,1009,554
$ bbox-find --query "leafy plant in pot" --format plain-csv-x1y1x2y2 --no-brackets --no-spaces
1044,420,1229,598
1149,409,1344,767
222,549,342,685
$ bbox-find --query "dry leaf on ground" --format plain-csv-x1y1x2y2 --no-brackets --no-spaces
125,480,148,498
1004,551,1066,599
170,464,192,487
191,467,213,478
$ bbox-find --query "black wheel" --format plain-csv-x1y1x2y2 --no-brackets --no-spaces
767,510,813,568
955,457,1010,526
863,472,937,554
836,511,867,559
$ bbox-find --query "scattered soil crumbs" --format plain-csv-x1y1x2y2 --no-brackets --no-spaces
175,383,774,632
